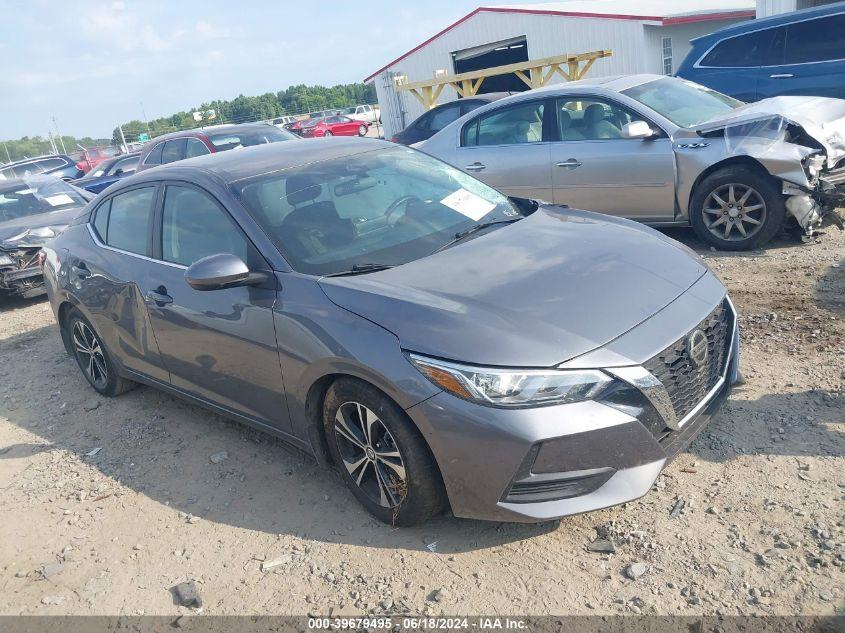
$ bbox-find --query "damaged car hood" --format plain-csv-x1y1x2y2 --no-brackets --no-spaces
0,206,82,249
697,96,845,168
319,207,708,367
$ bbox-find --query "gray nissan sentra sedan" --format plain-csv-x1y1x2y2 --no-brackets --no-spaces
42,137,740,525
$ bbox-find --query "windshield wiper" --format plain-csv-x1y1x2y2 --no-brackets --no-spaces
432,218,521,255
324,263,395,277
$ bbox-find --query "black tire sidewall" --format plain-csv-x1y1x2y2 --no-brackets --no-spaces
690,166,785,251
323,378,445,526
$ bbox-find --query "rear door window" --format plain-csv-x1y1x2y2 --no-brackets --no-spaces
96,187,156,255
161,139,187,165
185,138,210,158
462,100,546,147
428,104,462,132
784,14,845,64
700,27,781,67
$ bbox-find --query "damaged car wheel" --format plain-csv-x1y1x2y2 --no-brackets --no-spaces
66,309,136,397
691,166,785,250
323,378,446,526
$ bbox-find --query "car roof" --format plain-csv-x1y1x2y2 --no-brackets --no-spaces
129,137,395,185
693,1,845,41
3,154,70,167
142,122,277,145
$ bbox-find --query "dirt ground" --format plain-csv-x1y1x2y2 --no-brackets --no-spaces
0,226,842,618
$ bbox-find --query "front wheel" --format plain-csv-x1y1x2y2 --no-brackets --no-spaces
690,166,785,250
358,125,367,137
323,378,447,526
323,130,333,137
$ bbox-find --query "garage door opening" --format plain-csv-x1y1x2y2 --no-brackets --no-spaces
451,36,529,94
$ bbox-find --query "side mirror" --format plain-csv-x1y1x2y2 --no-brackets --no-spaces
621,121,656,140
185,253,266,291
114,169,124,176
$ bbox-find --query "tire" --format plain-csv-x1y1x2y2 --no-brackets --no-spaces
358,125,367,137
323,377,446,526
690,166,785,250
66,308,136,397
323,130,333,137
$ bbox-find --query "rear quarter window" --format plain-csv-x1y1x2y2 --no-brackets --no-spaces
144,142,165,166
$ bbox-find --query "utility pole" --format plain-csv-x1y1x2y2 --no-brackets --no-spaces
119,125,128,153
48,131,57,154
52,116,67,154
140,101,151,133
2,142,10,163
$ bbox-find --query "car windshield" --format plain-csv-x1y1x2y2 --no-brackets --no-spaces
0,178,88,222
622,77,743,128
235,147,519,276
342,107,356,115
207,127,297,150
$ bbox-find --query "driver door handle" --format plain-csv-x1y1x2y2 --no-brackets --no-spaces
556,159,582,169
145,286,173,306
465,162,486,172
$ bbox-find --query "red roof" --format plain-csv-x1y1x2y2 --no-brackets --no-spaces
363,5,755,83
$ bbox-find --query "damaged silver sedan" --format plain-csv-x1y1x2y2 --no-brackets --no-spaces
0,177,93,298
418,74,845,250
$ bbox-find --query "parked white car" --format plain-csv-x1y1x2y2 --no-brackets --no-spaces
342,104,381,124
271,116,298,128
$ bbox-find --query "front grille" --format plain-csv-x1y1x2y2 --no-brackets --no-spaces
644,299,733,425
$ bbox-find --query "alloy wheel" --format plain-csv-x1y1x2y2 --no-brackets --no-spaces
702,183,767,241
358,125,367,136
72,321,108,389
333,401,407,508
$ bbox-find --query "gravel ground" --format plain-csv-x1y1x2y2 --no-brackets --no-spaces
0,226,842,617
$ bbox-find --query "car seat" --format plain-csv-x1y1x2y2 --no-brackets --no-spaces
583,104,621,139
281,173,354,259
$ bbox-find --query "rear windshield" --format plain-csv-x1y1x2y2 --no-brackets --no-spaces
234,147,517,276
0,178,88,222
207,127,297,151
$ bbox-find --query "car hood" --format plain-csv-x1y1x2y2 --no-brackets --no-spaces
0,206,82,249
697,96,845,168
319,207,707,367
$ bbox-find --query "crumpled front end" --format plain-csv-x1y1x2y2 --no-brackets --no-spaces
0,247,44,297
698,101,845,237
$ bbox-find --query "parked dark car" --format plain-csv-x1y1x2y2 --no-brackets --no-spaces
391,93,511,145
0,155,83,182
136,123,297,172
677,3,845,101
73,153,140,194
0,177,93,298
41,138,739,525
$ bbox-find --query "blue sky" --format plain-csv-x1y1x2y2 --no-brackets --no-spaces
0,0,538,140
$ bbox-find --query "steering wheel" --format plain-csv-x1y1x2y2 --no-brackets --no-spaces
384,195,421,225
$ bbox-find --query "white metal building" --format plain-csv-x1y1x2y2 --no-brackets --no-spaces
757,0,840,16
365,1,757,138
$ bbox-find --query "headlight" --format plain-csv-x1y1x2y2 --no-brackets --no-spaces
27,227,58,239
0,253,14,266
1,226,61,248
408,353,612,408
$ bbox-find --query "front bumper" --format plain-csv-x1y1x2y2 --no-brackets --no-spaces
0,250,44,296
406,277,739,523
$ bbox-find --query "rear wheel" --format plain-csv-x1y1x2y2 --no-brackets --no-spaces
690,166,784,250
66,308,136,397
358,124,367,137
323,377,446,526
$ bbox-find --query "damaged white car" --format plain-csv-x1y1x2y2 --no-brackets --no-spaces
417,75,845,250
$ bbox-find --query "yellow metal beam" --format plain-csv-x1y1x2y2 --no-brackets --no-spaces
394,49,612,96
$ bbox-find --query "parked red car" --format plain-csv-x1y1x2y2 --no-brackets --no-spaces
299,116,369,138
76,147,120,174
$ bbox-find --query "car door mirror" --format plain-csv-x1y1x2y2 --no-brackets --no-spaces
621,121,656,140
185,253,266,291
114,168,124,176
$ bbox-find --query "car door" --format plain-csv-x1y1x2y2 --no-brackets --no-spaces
548,96,676,220
140,182,292,433
336,116,358,135
758,13,845,99
81,185,169,382
452,98,553,201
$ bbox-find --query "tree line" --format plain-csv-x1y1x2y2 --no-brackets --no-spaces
111,82,377,146
0,81,377,163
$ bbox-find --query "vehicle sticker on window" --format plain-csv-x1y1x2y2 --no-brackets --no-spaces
440,188,496,221
44,194,75,207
